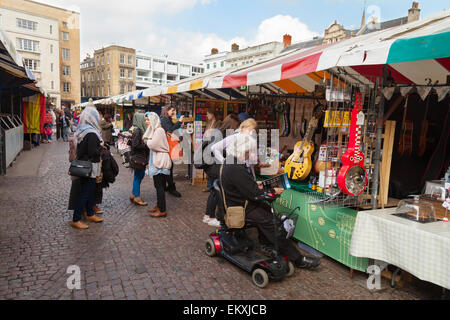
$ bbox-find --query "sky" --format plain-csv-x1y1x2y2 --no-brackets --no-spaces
35,0,449,65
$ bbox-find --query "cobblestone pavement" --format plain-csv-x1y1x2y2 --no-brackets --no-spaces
0,141,442,300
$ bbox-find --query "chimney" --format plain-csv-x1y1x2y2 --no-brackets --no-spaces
408,2,420,23
283,34,292,48
231,43,239,52
211,48,219,55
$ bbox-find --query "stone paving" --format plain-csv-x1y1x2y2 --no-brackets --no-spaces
0,140,443,300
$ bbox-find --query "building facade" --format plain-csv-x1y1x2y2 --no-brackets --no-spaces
135,52,205,90
0,0,81,107
81,45,136,101
0,6,61,106
204,35,291,72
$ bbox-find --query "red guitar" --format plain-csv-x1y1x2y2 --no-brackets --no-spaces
337,92,368,196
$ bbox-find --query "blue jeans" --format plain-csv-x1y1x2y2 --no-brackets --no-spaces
132,169,146,197
62,126,70,141
73,178,96,222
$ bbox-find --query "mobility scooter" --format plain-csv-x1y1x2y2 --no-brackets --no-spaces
205,176,298,288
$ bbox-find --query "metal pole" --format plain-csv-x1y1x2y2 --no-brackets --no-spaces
372,65,388,210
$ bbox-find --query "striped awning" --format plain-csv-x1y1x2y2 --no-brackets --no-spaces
77,9,450,108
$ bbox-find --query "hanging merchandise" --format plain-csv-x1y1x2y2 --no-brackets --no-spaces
284,104,326,181
22,94,46,134
337,92,368,196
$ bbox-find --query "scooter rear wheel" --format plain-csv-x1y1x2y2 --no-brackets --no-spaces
287,261,295,277
252,269,269,288
205,238,216,257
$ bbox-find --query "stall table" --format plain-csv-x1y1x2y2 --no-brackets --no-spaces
350,208,450,290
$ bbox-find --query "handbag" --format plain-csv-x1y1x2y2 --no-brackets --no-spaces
69,160,93,178
130,153,147,171
220,164,247,229
166,132,183,161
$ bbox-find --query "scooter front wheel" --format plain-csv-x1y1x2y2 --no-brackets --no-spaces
252,269,269,288
287,261,295,277
205,238,217,257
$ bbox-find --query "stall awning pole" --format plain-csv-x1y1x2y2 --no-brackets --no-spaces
372,64,387,210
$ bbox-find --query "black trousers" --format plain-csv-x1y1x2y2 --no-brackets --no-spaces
56,125,62,140
73,178,96,222
153,174,167,212
246,207,302,262
165,161,176,192
206,189,219,219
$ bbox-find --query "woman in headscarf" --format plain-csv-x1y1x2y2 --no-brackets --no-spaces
71,105,104,229
129,113,149,206
143,112,172,218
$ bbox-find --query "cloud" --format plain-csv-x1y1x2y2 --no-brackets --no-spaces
35,1,319,65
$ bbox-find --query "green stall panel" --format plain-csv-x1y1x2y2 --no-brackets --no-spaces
273,186,369,273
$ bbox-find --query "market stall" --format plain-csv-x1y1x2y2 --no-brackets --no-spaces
78,10,450,290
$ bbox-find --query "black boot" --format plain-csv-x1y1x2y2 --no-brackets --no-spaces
295,256,321,269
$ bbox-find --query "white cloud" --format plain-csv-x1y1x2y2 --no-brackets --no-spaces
35,1,319,65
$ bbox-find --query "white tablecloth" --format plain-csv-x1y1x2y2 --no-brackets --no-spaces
350,208,450,289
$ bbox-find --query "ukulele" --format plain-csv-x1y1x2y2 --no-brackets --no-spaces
285,104,326,181
398,95,413,156
337,92,368,196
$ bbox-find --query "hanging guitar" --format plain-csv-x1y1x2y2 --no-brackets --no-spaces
337,92,368,196
284,104,326,181
398,95,413,156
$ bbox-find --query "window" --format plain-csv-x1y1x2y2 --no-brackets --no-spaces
81,74,85,82
120,69,125,78
107,71,110,80
23,58,39,71
120,54,125,64
62,21,68,28
82,87,85,97
62,32,69,41
17,38,39,52
50,25,52,34
51,81,54,90
101,56,104,66
50,63,53,72
102,87,104,97
50,44,53,54
97,72,100,81
206,64,210,69
107,54,110,65
128,84,132,91
62,48,70,60
128,55,132,65
97,87,100,97
128,69,132,79
101,72,104,80
221,61,224,67
63,82,71,93
62,65,70,76
213,63,217,68
120,84,125,94
17,18,37,31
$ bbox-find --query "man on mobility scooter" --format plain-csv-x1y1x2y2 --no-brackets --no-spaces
205,134,321,288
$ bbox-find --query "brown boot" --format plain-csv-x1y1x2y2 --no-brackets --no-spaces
130,195,135,203
150,210,167,218
133,197,148,206
147,206,158,213
86,215,104,223
72,221,89,229
94,205,104,214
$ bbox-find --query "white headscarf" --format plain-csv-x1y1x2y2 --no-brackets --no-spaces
143,112,161,140
75,106,102,143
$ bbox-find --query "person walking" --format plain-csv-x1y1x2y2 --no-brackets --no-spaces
129,113,149,206
50,107,57,141
70,105,104,229
202,107,223,193
143,112,172,218
160,106,184,198
99,113,114,145
56,109,63,140
62,106,72,142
